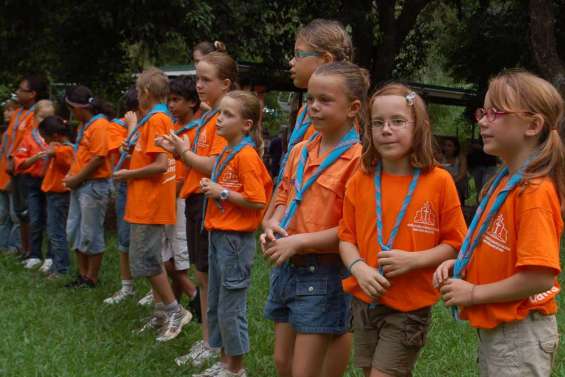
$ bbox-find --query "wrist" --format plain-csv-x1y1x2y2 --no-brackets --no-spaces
348,258,365,274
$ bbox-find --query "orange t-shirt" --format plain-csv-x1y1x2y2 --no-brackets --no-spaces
13,130,48,177
339,167,468,311
124,112,176,225
179,114,227,198
0,108,35,189
68,116,112,179
41,144,74,193
459,177,563,329
106,117,128,168
275,135,362,254
204,145,273,232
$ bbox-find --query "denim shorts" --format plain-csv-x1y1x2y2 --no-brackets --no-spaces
66,179,111,255
264,255,351,334
129,223,165,278
114,180,130,253
208,230,255,356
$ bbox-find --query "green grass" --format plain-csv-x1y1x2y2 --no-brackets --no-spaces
0,239,563,377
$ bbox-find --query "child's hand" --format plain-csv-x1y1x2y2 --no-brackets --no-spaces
263,234,303,266
260,218,288,245
45,144,57,158
378,249,421,278
161,132,191,155
155,136,175,154
351,262,391,299
124,111,137,129
113,169,130,181
433,259,456,289
63,175,80,189
440,278,475,307
200,178,222,199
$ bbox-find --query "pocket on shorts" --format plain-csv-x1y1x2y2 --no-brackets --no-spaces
402,307,431,348
296,278,328,296
222,236,252,290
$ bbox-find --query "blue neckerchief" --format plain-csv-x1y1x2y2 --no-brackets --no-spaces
451,162,528,319
112,118,127,128
276,105,314,186
191,108,219,153
113,104,171,172
279,127,359,231
201,136,256,229
175,118,201,136
8,106,35,156
74,113,105,153
374,164,421,277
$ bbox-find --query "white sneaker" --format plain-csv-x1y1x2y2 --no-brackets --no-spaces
192,362,225,377
103,288,135,304
136,311,168,335
218,369,247,377
39,259,53,273
137,290,154,306
156,306,192,342
23,258,42,269
175,340,219,367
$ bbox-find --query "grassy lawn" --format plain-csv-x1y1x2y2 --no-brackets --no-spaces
0,239,563,377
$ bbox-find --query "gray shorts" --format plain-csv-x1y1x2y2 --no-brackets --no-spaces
161,199,189,271
66,179,111,255
129,224,166,278
478,312,559,377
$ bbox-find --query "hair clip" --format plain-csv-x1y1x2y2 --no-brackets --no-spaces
88,97,96,105
405,92,417,106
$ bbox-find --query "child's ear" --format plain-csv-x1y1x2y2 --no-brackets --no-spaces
243,119,253,133
321,52,334,64
222,79,232,92
525,114,544,137
347,99,362,119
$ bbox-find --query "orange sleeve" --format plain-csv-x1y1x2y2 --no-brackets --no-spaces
145,116,170,155
515,187,562,274
238,153,270,205
338,174,358,245
13,137,32,172
89,123,109,157
438,172,467,250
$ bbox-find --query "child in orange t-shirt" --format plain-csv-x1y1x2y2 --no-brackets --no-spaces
158,52,233,366
13,100,56,271
338,84,467,377
435,70,564,377
38,116,73,278
103,87,142,305
194,90,272,377
113,67,191,342
260,62,366,377
63,85,113,288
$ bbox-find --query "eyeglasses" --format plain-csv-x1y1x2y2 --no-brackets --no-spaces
372,118,413,130
294,49,321,59
475,108,534,122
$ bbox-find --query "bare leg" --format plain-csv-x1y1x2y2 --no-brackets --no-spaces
274,322,296,377
86,253,103,283
321,333,352,377
149,268,175,305
76,250,88,276
196,270,209,343
119,252,132,280
292,333,331,377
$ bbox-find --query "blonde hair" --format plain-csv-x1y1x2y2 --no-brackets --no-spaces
297,19,353,62
136,67,169,101
34,99,56,123
362,83,435,173
200,52,239,91
483,69,565,212
224,90,264,157
313,61,370,131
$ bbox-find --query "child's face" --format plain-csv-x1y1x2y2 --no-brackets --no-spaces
15,80,35,106
479,91,535,160
167,93,195,120
289,39,326,89
196,61,229,107
3,107,15,123
68,105,87,123
371,95,415,163
193,50,205,65
306,73,359,135
216,96,251,142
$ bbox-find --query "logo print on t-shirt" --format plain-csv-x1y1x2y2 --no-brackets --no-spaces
197,129,209,149
483,214,510,252
219,165,242,191
408,201,438,234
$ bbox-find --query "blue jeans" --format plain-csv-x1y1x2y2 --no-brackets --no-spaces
66,179,111,255
25,176,51,260
0,189,20,251
47,192,70,273
208,230,255,356
115,181,130,252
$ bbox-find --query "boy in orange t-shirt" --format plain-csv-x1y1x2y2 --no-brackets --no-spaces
13,100,56,271
39,116,74,278
64,85,113,288
113,67,191,342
